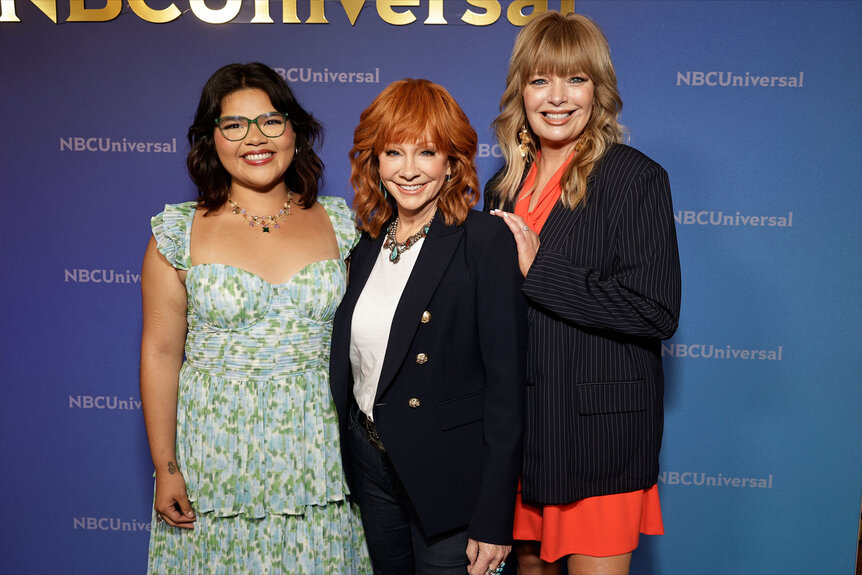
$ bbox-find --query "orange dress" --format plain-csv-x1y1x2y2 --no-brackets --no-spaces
512,154,664,561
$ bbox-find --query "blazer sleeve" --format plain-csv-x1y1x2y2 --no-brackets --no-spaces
468,220,527,544
522,161,681,339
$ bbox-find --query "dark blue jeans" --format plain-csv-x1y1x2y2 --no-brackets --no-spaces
347,405,470,575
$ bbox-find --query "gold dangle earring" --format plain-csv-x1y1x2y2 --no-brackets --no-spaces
518,125,532,158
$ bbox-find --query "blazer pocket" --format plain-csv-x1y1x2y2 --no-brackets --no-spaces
576,380,646,415
437,390,484,430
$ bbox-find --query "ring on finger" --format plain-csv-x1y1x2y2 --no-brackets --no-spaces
156,514,164,523
522,225,529,231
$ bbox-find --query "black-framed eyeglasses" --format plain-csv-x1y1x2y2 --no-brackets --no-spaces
215,112,289,141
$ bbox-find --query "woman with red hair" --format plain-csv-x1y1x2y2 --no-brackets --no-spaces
330,78,526,575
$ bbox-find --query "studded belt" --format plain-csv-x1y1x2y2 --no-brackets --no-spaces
358,410,386,452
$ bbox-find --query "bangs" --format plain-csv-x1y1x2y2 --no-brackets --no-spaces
516,17,602,83
371,81,451,154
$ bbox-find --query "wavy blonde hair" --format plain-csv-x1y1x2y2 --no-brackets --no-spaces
489,11,625,210
350,79,479,238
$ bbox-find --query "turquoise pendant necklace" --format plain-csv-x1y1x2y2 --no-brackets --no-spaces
383,214,434,264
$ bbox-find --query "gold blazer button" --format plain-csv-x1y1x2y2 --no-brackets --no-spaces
408,398,421,408
415,353,428,364
421,310,431,323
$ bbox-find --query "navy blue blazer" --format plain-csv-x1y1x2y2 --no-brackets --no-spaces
484,144,681,505
329,209,527,543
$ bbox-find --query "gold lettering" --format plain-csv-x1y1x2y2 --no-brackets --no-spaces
306,0,326,23
250,0,272,23
68,0,121,22
506,0,546,26
306,0,365,24
339,0,365,25
189,0,241,24
282,0,299,23
0,0,57,22
128,0,180,23
424,0,445,24
377,0,418,26
0,0,573,25
461,0,500,26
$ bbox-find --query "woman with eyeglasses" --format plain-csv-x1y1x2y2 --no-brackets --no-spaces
140,62,370,574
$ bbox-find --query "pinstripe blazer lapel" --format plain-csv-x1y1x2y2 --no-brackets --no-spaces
538,199,584,253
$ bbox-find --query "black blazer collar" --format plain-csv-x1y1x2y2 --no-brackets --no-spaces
374,213,463,404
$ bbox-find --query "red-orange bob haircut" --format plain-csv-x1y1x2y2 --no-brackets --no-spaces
349,78,479,238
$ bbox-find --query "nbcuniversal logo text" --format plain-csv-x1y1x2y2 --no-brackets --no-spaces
662,343,783,361
659,471,774,489
73,516,151,532
478,143,504,158
674,211,793,228
69,395,142,410
275,66,380,84
65,269,140,284
59,137,177,153
677,71,804,88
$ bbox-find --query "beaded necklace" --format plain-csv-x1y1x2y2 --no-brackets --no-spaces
228,191,292,233
383,213,434,263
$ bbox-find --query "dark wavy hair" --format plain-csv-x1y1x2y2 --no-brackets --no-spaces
187,62,324,211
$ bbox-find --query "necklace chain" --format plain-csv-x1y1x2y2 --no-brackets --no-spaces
228,191,292,233
383,214,435,264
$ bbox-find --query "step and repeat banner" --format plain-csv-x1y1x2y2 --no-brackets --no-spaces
1,1,860,574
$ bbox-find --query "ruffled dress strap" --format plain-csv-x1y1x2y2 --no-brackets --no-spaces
318,196,360,260
150,201,197,270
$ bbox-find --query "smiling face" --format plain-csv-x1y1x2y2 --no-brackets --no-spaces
214,88,295,195
523,72,594,153
378,141,451,224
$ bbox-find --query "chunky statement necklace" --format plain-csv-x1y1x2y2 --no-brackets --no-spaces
228,191,292,233
383,214,434,264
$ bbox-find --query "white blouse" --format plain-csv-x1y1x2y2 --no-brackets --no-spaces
349,236,425,421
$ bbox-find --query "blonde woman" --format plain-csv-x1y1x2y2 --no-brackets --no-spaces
485,12,681,575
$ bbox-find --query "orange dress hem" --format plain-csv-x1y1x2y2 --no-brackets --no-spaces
512,484,664,561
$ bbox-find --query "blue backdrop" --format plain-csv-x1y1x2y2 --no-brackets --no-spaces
1,1,860,574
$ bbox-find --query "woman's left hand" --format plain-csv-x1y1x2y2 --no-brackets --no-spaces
491,210,539,277
466,538,510,575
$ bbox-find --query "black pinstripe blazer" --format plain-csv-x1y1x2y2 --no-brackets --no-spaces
484,144,681,505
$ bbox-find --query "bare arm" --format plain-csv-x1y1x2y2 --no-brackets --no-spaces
140,236,195,528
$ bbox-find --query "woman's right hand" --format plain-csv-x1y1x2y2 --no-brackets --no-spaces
490,210,540,277
153,467,196,529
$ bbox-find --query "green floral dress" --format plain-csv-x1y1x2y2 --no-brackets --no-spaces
147,197,370,575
